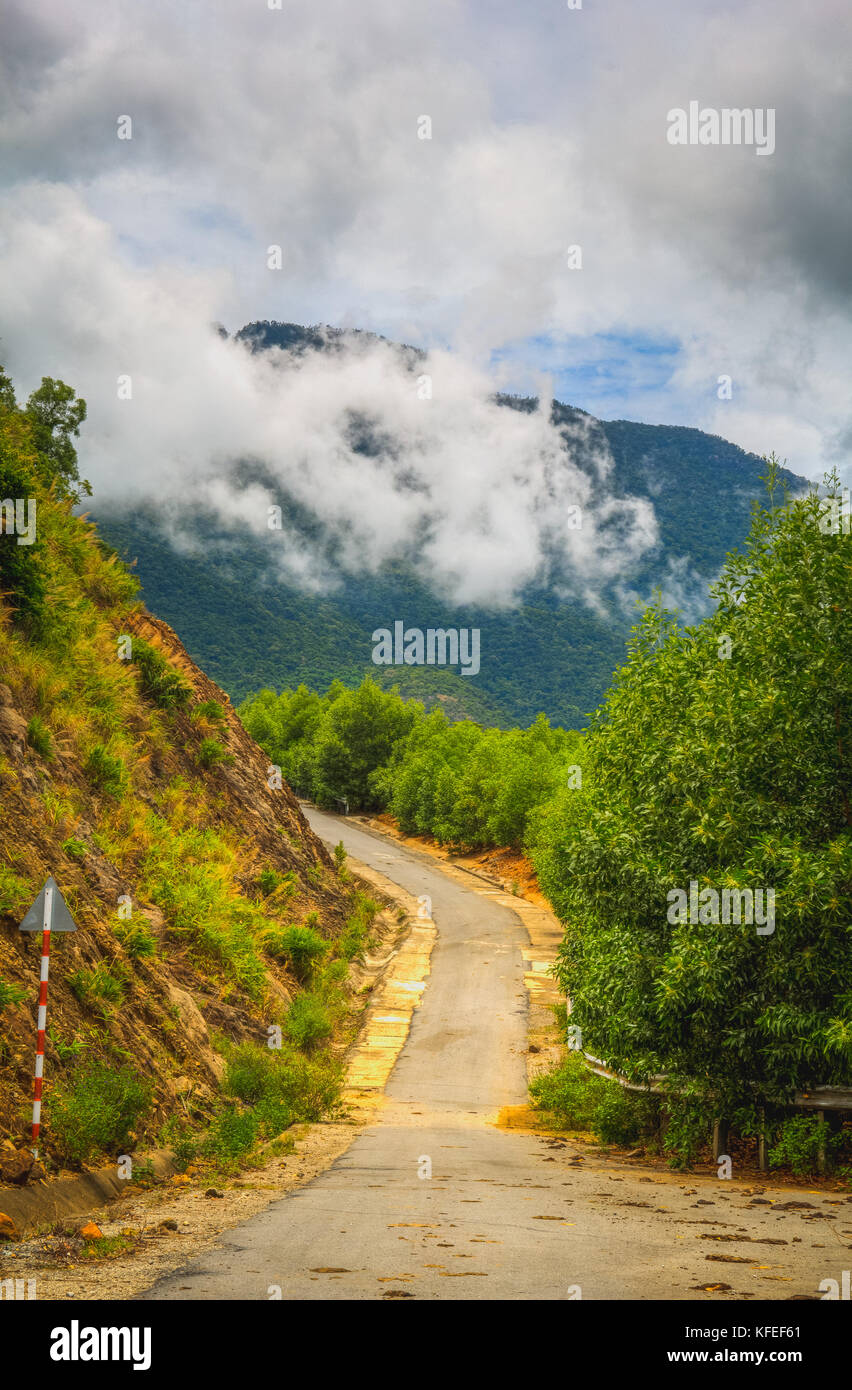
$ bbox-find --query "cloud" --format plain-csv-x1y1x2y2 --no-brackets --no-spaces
0,185,660,607
1,0,850,517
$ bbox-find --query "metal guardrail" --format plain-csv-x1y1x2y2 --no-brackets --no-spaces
582,1053,852,1111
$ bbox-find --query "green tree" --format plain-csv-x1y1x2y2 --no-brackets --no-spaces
531,464,852,1130
25,377,90,499
312,677,420,809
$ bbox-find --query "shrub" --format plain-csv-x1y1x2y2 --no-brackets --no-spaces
530,1052,654,1148
49,1062,152,1164
284,992,333,1051
227,1041,340,1117
263,923,327,982
200,1042,342,1163
768,1115,844,1175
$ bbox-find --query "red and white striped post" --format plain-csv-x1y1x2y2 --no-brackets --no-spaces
31,880,53,1156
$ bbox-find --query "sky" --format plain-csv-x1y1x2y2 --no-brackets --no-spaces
0,0,849,603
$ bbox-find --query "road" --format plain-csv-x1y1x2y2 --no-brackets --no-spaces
141,810,844,1300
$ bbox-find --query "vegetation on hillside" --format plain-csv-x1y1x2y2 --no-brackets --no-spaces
0,365,384,1172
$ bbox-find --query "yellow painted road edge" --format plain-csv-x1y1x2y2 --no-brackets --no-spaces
340,856,437,1120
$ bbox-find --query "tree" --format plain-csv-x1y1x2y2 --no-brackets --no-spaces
25,377,90,498
531,464,852,1128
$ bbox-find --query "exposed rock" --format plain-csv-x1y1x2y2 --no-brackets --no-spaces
0,705,28,746
0,1147,34,1185
0,1211,21,1240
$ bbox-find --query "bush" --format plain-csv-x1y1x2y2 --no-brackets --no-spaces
284,992,333,1051
199,1042,342,1163
264,924,328,982
768,1115,843,1175
530,1052,653,1148
50,1062,152,1164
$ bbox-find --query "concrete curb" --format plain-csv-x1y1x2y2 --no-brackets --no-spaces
0,1150,177,1237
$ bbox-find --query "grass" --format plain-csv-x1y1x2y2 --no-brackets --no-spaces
171,1040,342,1173
0,977,28,1010
191,699,227,727
68,963,127,1012
26,714,54,759
136,810,269,999
0,864,33,915
196,737,234,770
338,893,380,961
81,1234,136,1260
131,638,191,710
114,919,157,959
83,743,127,796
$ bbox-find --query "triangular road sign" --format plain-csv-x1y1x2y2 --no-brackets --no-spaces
18,876,77,933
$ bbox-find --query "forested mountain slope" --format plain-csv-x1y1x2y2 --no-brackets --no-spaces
96,323,807,729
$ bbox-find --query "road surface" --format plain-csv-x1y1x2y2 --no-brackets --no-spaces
141,810,843,1300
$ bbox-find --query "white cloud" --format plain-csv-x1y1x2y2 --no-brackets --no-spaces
1,0,850,563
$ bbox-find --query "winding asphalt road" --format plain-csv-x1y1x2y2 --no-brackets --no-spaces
141,810,845,1300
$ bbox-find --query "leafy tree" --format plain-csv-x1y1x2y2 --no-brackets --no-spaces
25,376,90,499
312,678,419,808
531,463,852,1130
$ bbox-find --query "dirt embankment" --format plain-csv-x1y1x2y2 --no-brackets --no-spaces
0,608,355,1167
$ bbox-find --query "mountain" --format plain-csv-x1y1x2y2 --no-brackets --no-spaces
95,322,808,728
